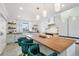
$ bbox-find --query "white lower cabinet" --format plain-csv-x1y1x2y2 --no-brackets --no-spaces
34,41,76,56
6,34,15,43
6,33,25,43
59,43,76,56
66,43,76,56
76,43,79,56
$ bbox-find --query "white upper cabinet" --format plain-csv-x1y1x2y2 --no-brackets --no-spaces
55,14,67,36
55,7,79,37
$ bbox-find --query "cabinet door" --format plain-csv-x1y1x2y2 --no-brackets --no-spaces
76,44,79,56
59,43,76,56
55,14,67,36
66,43,76,56
7,34,13,43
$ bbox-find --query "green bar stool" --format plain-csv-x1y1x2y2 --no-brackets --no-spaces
21,39,33,56
48,52,58,56
27,43,58,56
28,44,45,56
18,36,33,46
18,37,27,46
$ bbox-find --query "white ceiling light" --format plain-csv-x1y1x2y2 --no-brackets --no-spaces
19,7,23,10
36,15,40,20
61,4,65,7
43,10,47,17
72,16,76,21
54,3,61,12
17,15,21,18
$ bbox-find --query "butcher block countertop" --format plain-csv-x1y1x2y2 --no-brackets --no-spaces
26,33,75,53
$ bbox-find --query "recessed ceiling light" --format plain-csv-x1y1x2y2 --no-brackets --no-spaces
54,3,61,12
17,15,21,18
61,4,64,7
19,7,23,10
72,16,76,21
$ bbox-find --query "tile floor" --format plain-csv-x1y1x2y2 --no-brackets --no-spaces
0,43,22,56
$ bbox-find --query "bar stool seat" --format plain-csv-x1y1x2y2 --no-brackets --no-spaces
18,37,27,46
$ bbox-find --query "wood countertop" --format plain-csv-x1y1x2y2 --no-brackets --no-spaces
28,34,75,53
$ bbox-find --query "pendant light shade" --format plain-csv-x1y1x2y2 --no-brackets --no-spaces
54,3,61,12
43,10,47,17
36,14,40,20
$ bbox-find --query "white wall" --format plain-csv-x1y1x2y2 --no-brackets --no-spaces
0,3,7,54
55,13,68,36
16,7,79,36
36,6,79,35
15,18,48,33
16,19,37,33
55,7,79,37
37,17,58,33
16,19,28,33
67,7,79,37
29,20,38,32
38,18,48,33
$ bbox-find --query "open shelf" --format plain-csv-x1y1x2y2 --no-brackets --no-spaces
8,22,16,24
48,24,55,26
7,21,16,34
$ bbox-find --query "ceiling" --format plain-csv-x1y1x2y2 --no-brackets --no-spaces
4,3,79,21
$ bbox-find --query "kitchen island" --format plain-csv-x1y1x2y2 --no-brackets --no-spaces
26,33,76,56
